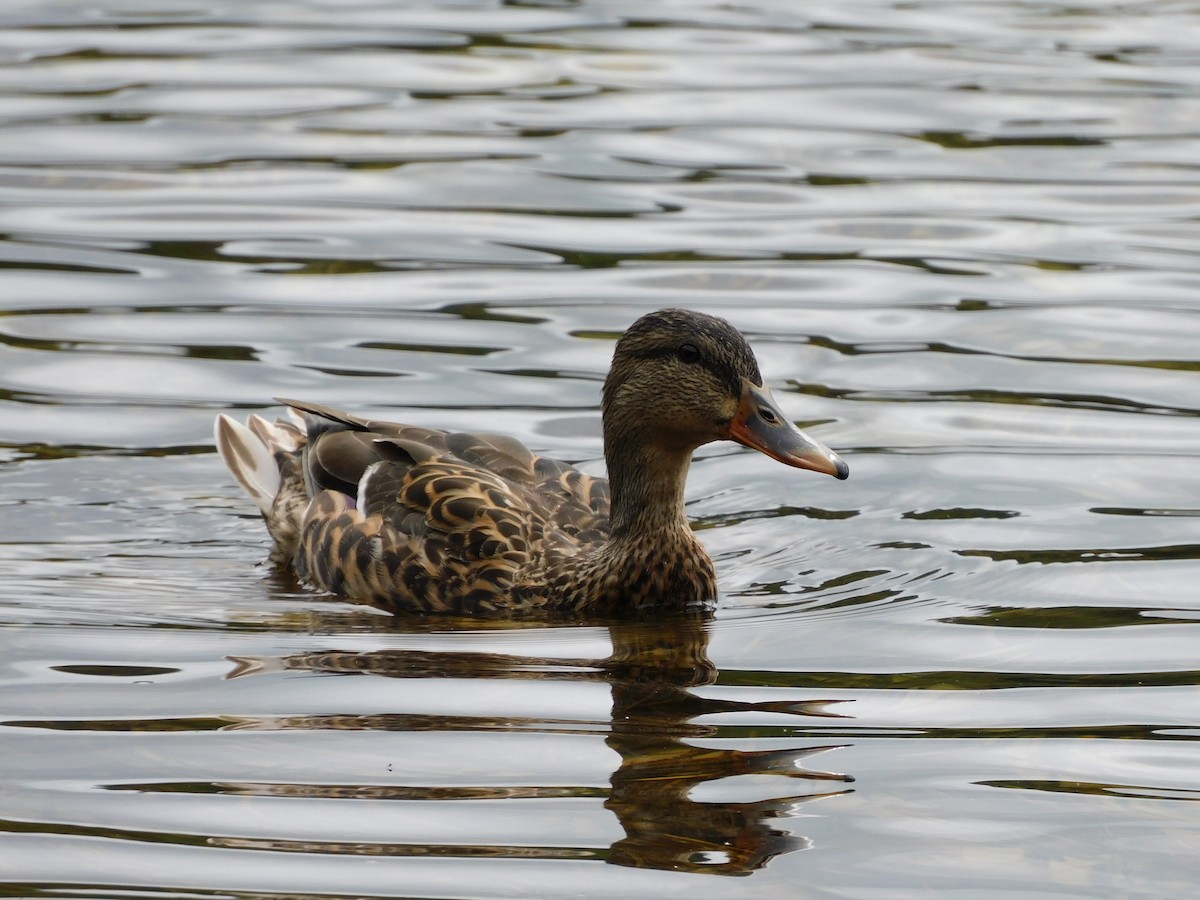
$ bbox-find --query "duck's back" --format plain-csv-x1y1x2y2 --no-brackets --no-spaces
216,400,610,614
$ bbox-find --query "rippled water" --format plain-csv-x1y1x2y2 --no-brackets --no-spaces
3,1,1200,896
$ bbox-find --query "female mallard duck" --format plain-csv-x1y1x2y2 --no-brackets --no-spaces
215,308,847,616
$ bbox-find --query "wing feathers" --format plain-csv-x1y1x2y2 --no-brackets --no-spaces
214,414,280,515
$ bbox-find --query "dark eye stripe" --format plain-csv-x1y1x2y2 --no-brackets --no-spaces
631,343,743,396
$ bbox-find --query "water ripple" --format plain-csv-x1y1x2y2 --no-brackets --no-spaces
3,0,1200,896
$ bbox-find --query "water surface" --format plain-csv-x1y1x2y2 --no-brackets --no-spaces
2,1,1200,897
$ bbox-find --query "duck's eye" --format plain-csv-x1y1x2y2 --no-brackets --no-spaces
677,343,702,364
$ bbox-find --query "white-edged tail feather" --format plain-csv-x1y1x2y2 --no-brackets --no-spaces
248,413,302,453
215,414,281,515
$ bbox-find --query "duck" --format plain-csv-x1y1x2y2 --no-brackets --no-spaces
215,308,848,616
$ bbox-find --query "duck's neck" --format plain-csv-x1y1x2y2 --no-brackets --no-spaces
605,435,696,542
585,435,717,608
534,433,717,612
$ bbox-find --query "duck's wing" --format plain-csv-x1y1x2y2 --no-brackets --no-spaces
282,397,609,530
278,400,610,613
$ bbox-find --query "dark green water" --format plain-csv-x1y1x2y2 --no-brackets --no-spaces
2,2,1199,897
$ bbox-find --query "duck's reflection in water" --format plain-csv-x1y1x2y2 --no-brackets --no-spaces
227,608,854,875
602,614,853,874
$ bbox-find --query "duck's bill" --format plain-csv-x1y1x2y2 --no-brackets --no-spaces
728,381,849,480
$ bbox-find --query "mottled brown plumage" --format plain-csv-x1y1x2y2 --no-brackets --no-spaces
215,308,847,616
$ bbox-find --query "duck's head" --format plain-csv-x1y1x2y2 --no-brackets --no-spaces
602,308,848,479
